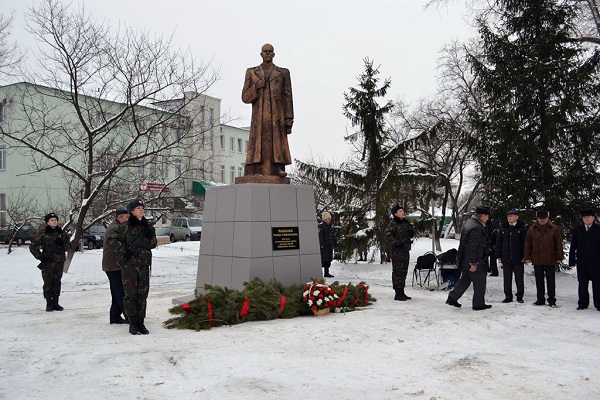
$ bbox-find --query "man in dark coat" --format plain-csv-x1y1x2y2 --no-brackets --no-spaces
446,205,492,310
318,211,337,278
524,210,563,307
108,199,157,335
101,208,129,324
29,212,71,311
385,204,415,301
495,208,528,303
242,43,294,177
568,209,600,310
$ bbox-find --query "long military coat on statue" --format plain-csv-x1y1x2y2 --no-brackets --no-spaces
242,64,294,168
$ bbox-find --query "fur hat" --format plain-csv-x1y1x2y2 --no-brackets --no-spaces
321,211,332,220
580,209,596,217
126,199,146,213
115,208,129,217
475,204,491,215
506,208,519,216
390,204,404,215
536,210,549,219
44,212,59,223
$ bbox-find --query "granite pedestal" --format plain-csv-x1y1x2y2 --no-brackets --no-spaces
173,184,322,304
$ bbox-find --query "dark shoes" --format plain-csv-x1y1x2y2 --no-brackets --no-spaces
394,289,412,301
46,299,53,312
577,306,587,310
533,300,545,306
110,317,128,324
446,298,462,308
517,298,524,303
52,296,64,311
502,298,513,303
138,318,150,335
128,316,142,335
473,304,492,310
324,274,334,278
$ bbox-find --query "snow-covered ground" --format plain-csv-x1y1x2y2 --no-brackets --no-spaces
1,238,599,400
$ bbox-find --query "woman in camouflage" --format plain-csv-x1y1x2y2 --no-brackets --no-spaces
109,199,157,335
29,212,71,311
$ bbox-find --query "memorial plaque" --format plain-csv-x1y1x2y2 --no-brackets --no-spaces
272,227,300,250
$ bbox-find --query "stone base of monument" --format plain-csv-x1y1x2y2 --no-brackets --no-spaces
172,183,322,305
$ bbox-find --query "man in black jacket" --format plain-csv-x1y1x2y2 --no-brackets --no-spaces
318,212,337,278
496,209,527,303
569,209,600,311
446,205,492,310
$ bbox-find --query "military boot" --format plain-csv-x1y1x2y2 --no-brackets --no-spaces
394,288,406,301
128,316,142,335
400,288,411,300
138,318,150,335
46,298,54,312
52,296,64,311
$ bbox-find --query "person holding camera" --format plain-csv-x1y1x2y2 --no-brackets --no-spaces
108,199,157,335
29,212,71,312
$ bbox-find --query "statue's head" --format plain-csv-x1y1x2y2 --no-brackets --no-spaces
260,43,275,63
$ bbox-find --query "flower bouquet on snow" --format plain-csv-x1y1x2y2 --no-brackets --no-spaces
302,281,339,316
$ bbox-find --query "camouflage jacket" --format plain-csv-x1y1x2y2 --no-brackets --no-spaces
107,216,157,267
29,225,71,264
385,217,415,256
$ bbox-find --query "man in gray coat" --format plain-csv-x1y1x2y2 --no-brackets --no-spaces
102,208,129,324
446,205,492,310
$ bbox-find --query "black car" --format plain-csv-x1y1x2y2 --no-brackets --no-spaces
0,226,36,246
69,231,104,250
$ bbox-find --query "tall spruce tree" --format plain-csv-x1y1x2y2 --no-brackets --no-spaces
468,0,600,226
297,58,396,261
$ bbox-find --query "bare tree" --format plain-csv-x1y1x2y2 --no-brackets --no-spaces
0,12,22,78
0,0,219,270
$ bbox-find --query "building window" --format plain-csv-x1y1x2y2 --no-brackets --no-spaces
174,159,181,176
220,135,225,151
209,108,214,150
220,165,225,182
0,143,6,170
237,138,243,153
0,103,4,123
237,166,243,177
199,161,205,179
245,140,248,153
208,162,214,179
230,166,235,183
0,193,6,227
230,137,234,152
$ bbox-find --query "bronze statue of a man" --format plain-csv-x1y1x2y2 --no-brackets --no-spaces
241,43,294,178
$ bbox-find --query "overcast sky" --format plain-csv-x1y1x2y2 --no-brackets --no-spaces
4,0,474,163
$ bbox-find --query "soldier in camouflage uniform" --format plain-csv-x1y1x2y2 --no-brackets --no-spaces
29,213,71,311
385,204,415,301
107,199,156,335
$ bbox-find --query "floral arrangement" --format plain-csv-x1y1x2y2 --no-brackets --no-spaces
302,282,339,313
164,278,376,330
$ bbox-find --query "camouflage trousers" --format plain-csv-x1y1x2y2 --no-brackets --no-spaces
121,263,150,318
391,251,410,290
41,262,64,299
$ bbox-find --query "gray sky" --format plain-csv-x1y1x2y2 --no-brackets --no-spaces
5,0,473,163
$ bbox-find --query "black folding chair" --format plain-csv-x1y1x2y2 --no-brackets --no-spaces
412,251,438,288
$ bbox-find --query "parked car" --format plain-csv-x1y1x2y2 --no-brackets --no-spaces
69,230,105,250
169,217,203,242
0,225,36,246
